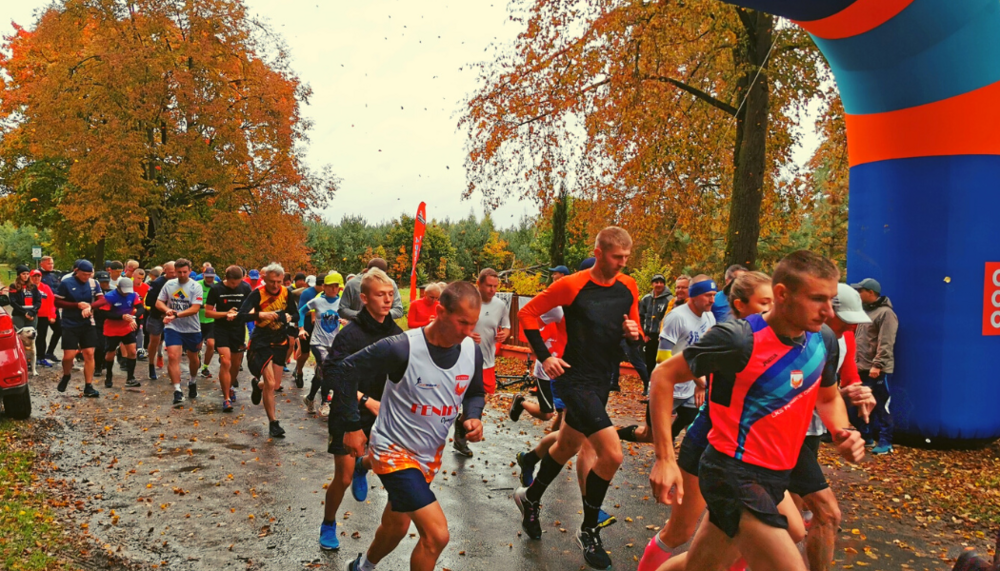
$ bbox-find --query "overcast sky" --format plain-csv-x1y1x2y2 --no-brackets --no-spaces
4,1,819,228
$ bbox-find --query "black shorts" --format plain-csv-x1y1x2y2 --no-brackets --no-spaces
557,382,612,437
201,321,216,340
214,326,246,352
327,417,375,455
105,332,138,348
787,435,828,497
378,468,437,513
62,325,99,351
247,343,288,378
698,446,791,539
535,378,555,415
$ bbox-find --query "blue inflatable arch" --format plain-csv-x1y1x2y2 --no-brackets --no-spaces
726,0,1000,443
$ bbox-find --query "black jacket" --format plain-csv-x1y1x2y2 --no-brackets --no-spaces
9,285,39,319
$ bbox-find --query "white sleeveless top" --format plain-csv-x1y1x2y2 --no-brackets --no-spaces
369,329,477,482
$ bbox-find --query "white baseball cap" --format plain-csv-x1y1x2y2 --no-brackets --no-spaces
117,277,134,293
833,283,871,324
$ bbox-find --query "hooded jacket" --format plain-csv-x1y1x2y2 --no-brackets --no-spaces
638,290,672,338
855,296,898,374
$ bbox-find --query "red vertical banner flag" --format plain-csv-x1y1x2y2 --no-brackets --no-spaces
410,202,427,302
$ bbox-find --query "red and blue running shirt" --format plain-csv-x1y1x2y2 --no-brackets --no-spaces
519,270,641,389
684,313,839,471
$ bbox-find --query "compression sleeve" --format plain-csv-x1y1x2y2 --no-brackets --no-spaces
462,347,486,420
839,331,862,388
236,289,262,323
518,274,581,361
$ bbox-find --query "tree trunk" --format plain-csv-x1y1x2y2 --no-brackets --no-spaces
94,238,106,269
549,188,568,266
725,10,772,270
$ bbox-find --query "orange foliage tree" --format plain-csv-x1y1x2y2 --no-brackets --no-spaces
460,0,831,272
0,0,335,268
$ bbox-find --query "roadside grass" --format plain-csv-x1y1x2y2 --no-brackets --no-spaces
0,419,71,571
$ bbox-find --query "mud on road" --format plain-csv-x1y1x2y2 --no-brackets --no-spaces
17,358,990,571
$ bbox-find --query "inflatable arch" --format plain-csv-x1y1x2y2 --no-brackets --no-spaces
726,0,1000,443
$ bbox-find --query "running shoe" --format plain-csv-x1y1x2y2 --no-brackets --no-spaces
274,386,284,394
269,421,286,438
577,527,612,570
318,403,330,418
637,536,672,571
514,487,543,539
509,394,526,422
38,358,54,368
200,366,212,378
230,387,237,402
516,451,536,487
319,522,339,551
125,378,141,388
348,554,365,570
188,380,198,399
303,396,316,415
156,354,164,369
136,349,147,361
352,457,369,502
864,438,876,448
172,390,184,408
872,443,893,455
83,384,100,398
148,368,157,381
233,378,240,388
105,376,113,388
453,436,473,457
251,378,262,405
222,399,233,413
294,371,304,389
282,365,290,373
596,509,617,529
44,353,58,363
57,375,70,393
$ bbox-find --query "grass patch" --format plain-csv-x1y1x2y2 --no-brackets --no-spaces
0,419,71,571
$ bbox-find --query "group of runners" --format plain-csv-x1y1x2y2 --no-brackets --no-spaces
22,225,883,571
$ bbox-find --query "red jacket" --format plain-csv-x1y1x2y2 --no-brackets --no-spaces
36,283,56,319
407,297,438,329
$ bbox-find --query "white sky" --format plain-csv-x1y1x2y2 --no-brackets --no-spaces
3,1,820,228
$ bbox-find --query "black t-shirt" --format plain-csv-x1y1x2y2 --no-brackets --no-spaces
145,276,168,319
205,282,252,331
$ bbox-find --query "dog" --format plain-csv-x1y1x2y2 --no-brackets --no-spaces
17,327,37,377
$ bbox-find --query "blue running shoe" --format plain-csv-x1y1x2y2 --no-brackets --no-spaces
516,451,535,487
596,509,617,529
352,457,369,502
319,521,339,551
872,443,894,455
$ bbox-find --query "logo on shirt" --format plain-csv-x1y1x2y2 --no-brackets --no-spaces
790,370,804,389
455,379,470,396
173,289,187,300
416,377,438,390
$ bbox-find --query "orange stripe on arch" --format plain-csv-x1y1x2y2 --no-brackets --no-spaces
845,80,1000,167
792,0,914,40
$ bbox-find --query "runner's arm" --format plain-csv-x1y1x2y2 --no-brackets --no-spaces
462,347,486,421
328,334,409,432
235,289,263,322
518,277,577,362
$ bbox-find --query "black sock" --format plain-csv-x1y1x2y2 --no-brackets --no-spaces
617,425,639,442
126,358,136,379
582,471,612,530
60,374,70,383
322,519,335,527
149,362,156,375
526,454,564,503
522,450,541,468
105,359,114,380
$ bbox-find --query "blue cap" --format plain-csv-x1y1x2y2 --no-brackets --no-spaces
77,259,94,273
578,257,596,271
248,269,260,279
549,265,570,275
203,267,217,278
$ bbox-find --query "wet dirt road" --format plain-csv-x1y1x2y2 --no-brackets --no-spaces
22,357,980,570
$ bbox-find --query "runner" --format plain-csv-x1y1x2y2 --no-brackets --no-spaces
514,226,641,570
453,268,509,457
155,259,204,408
92,271,114,377
302,271,343,417
657,274,717,441
29,269,57,368
316,268,401,551
293,271,321,389
108,261,124,283
132,268,149,360
92,277,142,388
53,259,103,397
197,267,218,379
237,262,298,437
145,261,176,380
205,266,252,413
329,281,485,571
648,251,865,571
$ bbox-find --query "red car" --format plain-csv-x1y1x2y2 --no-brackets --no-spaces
0,295,31,419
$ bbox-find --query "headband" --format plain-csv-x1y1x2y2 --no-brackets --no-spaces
688,280,718,298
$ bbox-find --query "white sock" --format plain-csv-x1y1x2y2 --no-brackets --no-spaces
360,555,377,571
189,377,197,385
173,383,181,391
654,533,672,553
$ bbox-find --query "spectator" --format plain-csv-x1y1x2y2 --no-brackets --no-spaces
8,264,38,330
29,269,57,367
711,264,747,323
662,275,691,317
852,277,899,455
339,258,404,322
39,256,63,362
407,282,442,328
638,273,672,393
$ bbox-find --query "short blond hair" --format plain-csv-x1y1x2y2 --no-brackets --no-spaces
424,283,443,296
361,268,394,295
595,226,632,251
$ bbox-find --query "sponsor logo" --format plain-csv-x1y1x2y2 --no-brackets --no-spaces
456,375,470,381
410,403,456,417
790,370,804,389
762,353,780,367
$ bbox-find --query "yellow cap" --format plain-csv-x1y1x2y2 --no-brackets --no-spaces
324,271,344,286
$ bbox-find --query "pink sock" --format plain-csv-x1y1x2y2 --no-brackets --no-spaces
728,557,747,571
637,535,672,571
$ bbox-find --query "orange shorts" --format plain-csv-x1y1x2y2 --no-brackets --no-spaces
482,367,496,395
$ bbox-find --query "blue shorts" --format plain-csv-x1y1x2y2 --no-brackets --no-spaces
550,380,565,412
377,468,437,513
164,329,203,353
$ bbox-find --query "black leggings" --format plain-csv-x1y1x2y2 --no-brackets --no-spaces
35,318,50,357
45,315,62,355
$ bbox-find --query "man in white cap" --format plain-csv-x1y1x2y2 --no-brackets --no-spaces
91,277,143,388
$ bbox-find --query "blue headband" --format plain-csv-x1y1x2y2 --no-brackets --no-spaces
688,280,717,298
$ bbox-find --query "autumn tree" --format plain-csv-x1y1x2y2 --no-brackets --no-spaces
460,0,830,271
0,0,335,267
391,245,410,283
549,186,569,267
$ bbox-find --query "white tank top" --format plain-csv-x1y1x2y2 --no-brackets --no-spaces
369,329,477,482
